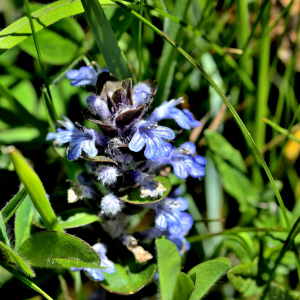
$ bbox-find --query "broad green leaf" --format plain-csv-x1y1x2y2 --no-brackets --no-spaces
0,261,52,300
120,177,171,204
187,257,231,300
101,262,156,295
0,265,13,288
9,147,63,232
227,261,261,297
18,231,101,269
81,0,131,80
0,240,35,277
1,187,27,223
33,208,101,229
205,130,247,173
172,273,194,300
0,83,45,130
156,239,181,300
19,28,82,65
210,153,259,209
15,195,35,251
0,0,114,56
267,283,300,300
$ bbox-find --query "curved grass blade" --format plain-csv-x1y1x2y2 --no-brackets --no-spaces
81,0,131,80
42,88,56,133
112,0,291,230
0,0,114,55
0,241,35,277
138,0,145,81
8,146,63,232
24,0,56,123
1,187,27,223
0,261,51,300
261,216,300,298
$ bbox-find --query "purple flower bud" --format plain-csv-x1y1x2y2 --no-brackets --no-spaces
96,165,119,185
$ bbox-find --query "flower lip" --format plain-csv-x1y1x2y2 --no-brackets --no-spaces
129,121,175,161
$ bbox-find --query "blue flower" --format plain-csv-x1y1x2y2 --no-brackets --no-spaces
151,197,193,236
66,64,108,86
139,227,191,256
46,116,77,141
86,95,112,119
169,142,206,179
132,172,166,198
132,82,152,107
71,243,115,281
100,194,124,216
129,121,175,160
148,98,201,129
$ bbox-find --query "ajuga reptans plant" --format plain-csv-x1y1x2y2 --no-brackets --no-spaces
47,62,206,282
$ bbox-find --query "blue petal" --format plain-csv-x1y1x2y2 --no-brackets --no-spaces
188,156,206,178
167,212,183,236
129,130,147,152
171,108,192,129
180,212,193,233
46,132,58,141
155,210,168,229
179,142,196,155
172,160,189,179
82,138,98,157
68,142,83,160
183,109,201,127
101,258,115,274
167,197,189,211
85,268,104,281
152,126,175,140
66,70,80,79
145,136,173,160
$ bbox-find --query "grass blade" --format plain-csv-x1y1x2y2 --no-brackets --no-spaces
113,0,291,230
0,261,52,300
1,187,27,223
24,0,57,132
8,146,64,232
42,88,56,133
264,118,300,144
261,217,300,298
138,0,145,81
81,0,131,80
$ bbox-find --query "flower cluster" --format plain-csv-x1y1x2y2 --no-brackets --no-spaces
47,63,206,280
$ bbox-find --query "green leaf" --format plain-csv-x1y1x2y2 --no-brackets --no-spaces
0,83,44,130
18,231,101,269
187,257,231,300
227,261,261,297
1,187,27,223
0,260,52,300
8,147,63,232
81,0,131,80
0,240,35,277
15,195,35,251
205,130,247,172
120,177,171,204
156,239,181,300
0,0,113,56
172,273,194,300
101,262,156,295
0,212,10,247
33,208,101,229
19,27,82,65
210,152,259,209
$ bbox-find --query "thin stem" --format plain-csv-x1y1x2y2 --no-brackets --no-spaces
138,0,144,81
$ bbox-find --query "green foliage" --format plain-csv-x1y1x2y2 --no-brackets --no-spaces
18,231,102,269
101,262,156,294
9,147,63,232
